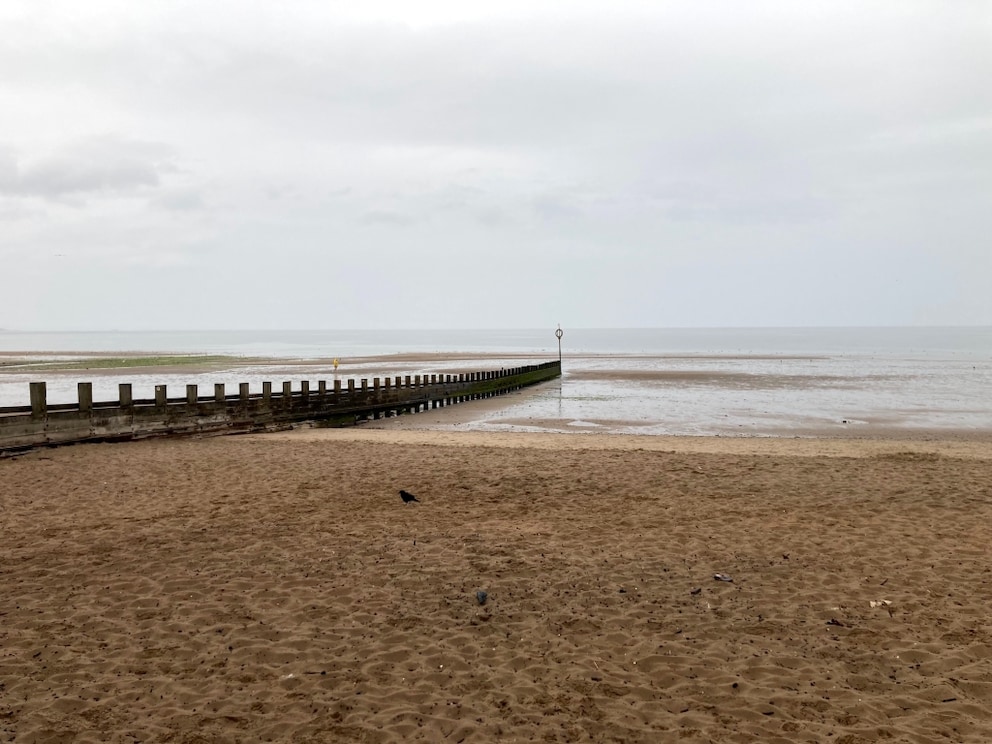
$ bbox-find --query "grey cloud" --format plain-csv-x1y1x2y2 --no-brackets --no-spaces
361,209,418,227
0,136,177,201
532,195,581,223
0,147,24,201
473,208,512,227
154,189,205,211
663,196,835,226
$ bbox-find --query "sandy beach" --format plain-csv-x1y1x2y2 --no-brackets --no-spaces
2,422,991,743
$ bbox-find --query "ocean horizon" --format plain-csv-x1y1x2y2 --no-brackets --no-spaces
2,325,990,356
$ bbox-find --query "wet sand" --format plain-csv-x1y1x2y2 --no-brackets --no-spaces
3,425,991,742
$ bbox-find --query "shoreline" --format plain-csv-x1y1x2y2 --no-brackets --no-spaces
263,425,992,459
343,381,992,444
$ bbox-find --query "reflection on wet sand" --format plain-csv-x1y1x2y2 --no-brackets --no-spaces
565,369,888,389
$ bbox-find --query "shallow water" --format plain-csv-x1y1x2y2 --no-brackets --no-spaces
2,327,990,435
468,352,992,435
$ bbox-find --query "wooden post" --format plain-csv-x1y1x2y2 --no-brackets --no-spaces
119,383,133,410
282,381,292,398
334,380,341,396
215,383,225,402
395,376,402,388
347,380,355,394
301,381,310,399
405,375,412,388
29,382,47,419
262,382,272,401
78,382,93,413
239,383,250,400
186,384,198,405
415,375,421,387
155,385,167,407
318,380,327,396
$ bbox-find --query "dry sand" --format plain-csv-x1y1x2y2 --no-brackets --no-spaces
2,427,991,743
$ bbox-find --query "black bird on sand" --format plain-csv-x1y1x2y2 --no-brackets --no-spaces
399,490,420,504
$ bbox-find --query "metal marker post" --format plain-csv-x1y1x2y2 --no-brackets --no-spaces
556,325,563,365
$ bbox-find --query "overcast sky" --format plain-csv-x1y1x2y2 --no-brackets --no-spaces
2,0,990,330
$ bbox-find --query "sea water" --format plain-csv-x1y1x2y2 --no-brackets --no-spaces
1,327,990,435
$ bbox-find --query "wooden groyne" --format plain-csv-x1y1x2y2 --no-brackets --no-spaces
0,361,561,453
